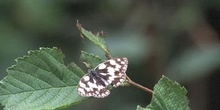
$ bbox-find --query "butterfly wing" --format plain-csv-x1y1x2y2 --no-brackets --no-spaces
77,73,110,98
77,57,128,98
94,57,128,87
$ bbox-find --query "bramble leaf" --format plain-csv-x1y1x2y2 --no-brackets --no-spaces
80,51,103,68
77,22,110,56
0,47,86,110
137,76,190,110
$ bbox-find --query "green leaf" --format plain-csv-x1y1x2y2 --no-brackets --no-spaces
137,105,147,110
77,22,110,55
0,47,86,110
137,76,190,110
80,51,103,68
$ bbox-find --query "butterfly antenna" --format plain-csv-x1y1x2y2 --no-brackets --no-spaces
81,62,92,69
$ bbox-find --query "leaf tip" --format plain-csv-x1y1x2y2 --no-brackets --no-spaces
76,20,82,31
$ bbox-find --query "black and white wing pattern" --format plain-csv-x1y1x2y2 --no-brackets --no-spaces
77,57,128,98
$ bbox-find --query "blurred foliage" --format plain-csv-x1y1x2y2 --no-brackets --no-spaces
166,45,220,82
0,0,220,110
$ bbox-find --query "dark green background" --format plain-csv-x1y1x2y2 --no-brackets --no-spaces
1,0,220,110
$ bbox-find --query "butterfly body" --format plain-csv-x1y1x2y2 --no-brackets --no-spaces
77,57,128,98
89,69,107,87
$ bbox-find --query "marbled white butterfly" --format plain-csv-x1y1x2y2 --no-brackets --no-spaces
77,57,128,98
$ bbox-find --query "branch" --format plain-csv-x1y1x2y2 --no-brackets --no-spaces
126,75,153,94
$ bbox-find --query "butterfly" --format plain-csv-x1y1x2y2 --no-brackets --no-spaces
77,57,128,98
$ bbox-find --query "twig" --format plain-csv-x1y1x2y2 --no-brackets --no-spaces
105,51,112,60
126,75,153,94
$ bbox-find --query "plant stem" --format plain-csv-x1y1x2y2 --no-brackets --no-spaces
126,75,153,94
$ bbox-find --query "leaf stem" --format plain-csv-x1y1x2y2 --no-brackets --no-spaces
126,75,153,94
105,51,112,60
